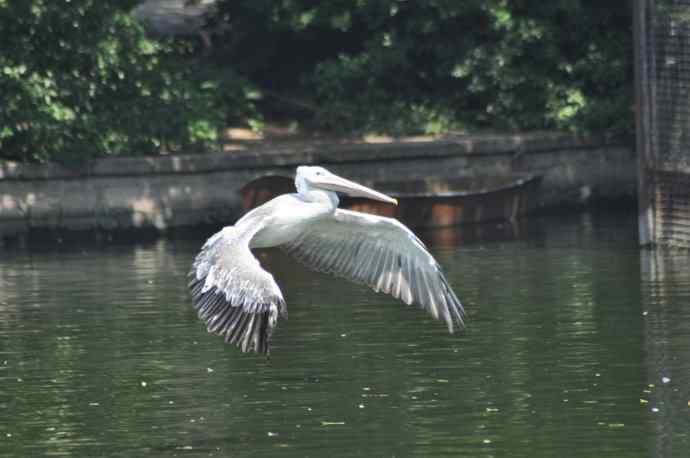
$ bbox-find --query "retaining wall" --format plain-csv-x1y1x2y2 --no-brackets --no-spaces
0,132,635,238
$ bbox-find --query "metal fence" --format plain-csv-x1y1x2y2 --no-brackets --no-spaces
636,0,690,247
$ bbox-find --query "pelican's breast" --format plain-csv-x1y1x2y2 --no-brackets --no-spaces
247,194,334,248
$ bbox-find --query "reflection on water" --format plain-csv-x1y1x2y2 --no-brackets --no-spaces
0,210,688,457
640,249,690,458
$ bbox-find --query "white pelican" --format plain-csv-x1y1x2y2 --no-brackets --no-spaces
189,166,465,353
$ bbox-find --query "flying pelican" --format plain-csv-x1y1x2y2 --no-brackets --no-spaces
189,166,465,354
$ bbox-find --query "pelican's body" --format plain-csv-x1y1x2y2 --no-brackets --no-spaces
189,166,465,354
248,193,332,248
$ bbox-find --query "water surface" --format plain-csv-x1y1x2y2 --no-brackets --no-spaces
1,211,689,457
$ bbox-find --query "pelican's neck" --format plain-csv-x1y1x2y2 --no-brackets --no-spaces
295,175,339,209
300,189,339,208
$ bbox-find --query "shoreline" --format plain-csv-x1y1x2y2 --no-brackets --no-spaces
0,131,636,242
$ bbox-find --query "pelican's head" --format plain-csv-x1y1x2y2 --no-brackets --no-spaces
295,166,397,205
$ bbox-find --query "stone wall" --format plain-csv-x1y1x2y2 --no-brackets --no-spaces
0,133,635,238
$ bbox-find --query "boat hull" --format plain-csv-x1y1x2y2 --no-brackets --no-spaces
240,174,542,228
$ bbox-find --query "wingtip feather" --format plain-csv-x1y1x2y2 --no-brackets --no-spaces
189,277,280,355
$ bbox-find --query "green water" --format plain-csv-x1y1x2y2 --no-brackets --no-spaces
1,211,689,457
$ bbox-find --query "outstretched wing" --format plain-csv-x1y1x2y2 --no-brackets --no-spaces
282,209,465,331
189,225,287,354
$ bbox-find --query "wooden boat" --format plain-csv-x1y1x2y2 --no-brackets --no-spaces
240,173,542,228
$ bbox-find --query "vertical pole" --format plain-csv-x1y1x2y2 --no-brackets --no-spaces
634,0,655,246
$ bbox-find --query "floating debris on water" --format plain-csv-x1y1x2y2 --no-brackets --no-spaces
321,421,345,426
140,381,147,387
207,367,214,373
640,399,648,405
361,392,389,398
661,376,670,384
267,432,279,437
651,407,659,413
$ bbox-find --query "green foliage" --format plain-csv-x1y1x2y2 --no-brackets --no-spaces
212,0,632,135
1,1,632,162
0,1,255,162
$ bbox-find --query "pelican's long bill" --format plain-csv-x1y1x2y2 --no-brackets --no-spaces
311,171,398,205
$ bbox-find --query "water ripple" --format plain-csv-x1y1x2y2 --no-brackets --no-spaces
0,211,686,457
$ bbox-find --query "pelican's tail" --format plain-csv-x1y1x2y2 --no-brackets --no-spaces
189,276,281,354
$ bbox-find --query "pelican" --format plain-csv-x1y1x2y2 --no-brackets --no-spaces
189,166,465,354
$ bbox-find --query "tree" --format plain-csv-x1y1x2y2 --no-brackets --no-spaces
0,0,248,162
208,0,632,134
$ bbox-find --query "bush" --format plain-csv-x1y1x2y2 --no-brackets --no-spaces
210,0,632,136
1,1,632,162
0,1,255,162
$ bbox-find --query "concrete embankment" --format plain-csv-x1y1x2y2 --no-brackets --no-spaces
0,132,635,239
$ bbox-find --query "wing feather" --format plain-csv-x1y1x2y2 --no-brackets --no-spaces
282,209,465,332
189,225,287,354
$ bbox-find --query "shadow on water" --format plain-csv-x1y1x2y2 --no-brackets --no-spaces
0,208,688,457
